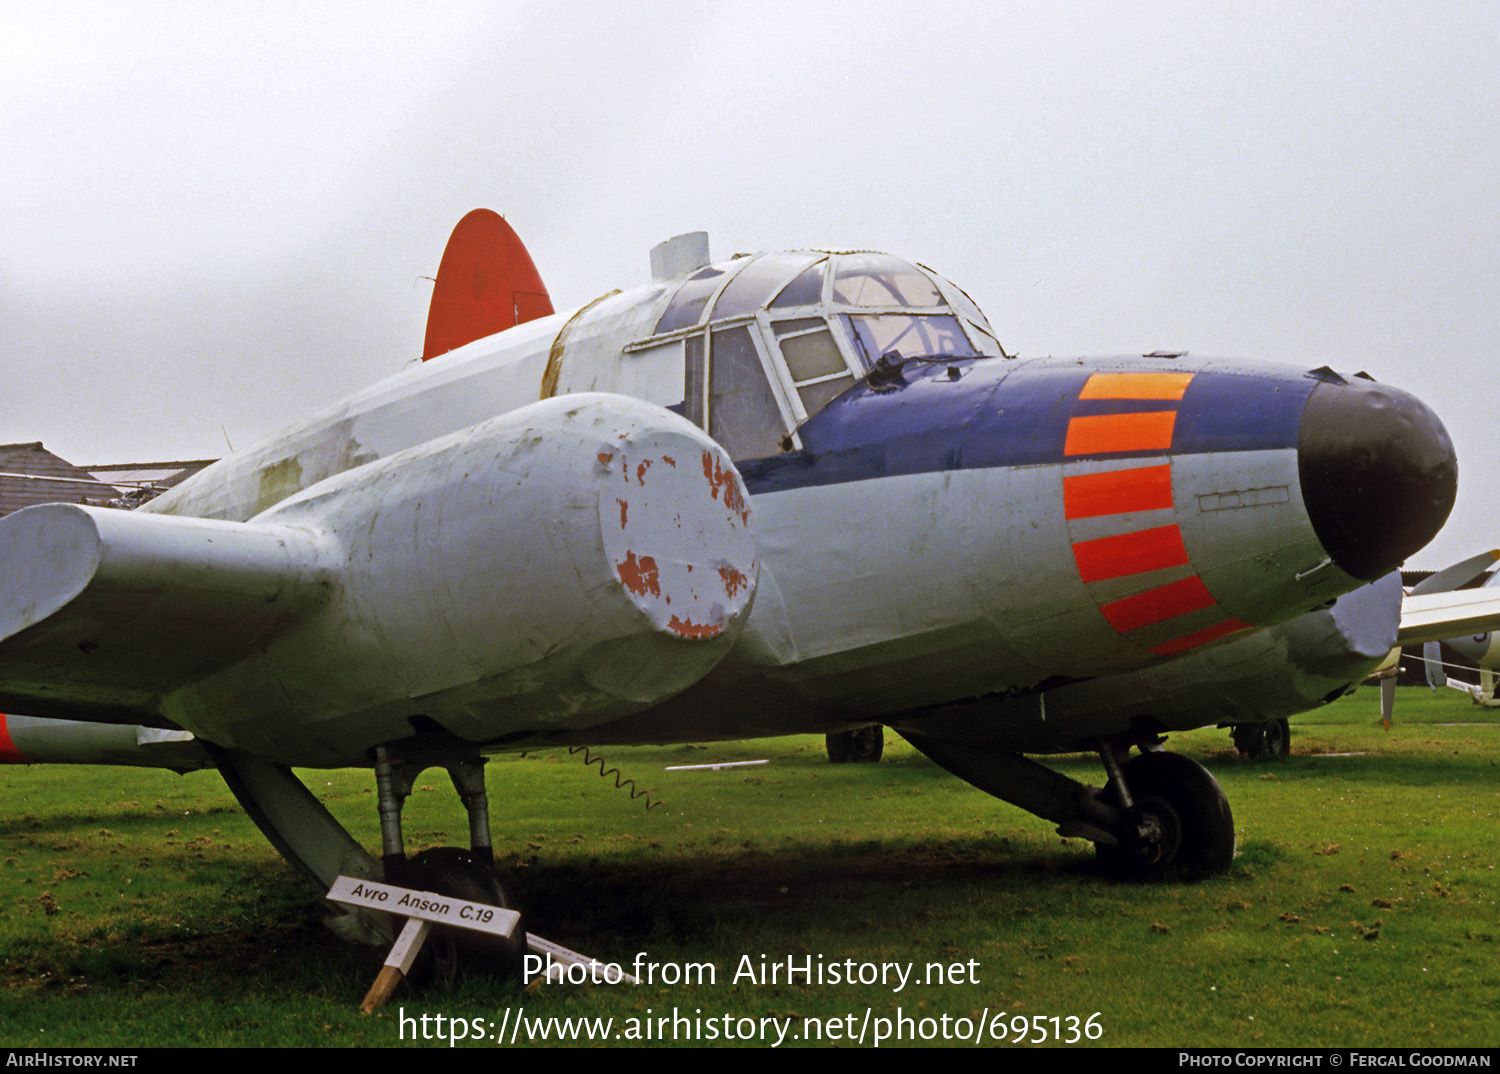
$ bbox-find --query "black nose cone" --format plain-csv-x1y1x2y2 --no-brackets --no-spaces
1298,377,1457,580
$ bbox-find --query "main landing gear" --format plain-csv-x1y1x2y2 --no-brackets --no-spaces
1092,747,1235,880
374,746,527,981
826,724,885,763
898,731,1235,881
213,741,526,983
1231,718,1291,761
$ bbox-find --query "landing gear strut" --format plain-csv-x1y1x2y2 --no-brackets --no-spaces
212,741,527,981
374,746,526,980
898,730,1235,881
1095,750,1236,880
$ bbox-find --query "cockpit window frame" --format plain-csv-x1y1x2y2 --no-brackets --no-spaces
628,248,1007,457
712,252,823,321
829,252,945,309
758,309,861,426
652,259,748,335
705,321,801,460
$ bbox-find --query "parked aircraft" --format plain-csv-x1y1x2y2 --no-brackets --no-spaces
1417,553,1500,706
1299,550,1500,731
0,211,1466,966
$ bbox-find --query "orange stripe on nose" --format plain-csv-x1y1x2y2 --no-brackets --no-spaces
1079,372,1194,400
1063,411,1177,456
1148,617,1254,657
1072,525,1190,583
1063,464,1174,519
1099,575,1218,633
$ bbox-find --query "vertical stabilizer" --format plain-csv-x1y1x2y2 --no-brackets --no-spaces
422,210,554,361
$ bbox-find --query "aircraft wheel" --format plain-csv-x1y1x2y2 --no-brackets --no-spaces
1232,719,1290,760
1261,718,1290,759
401,847,526,983
1096,752,1235,881
826,725,884,763
1231,722,1265,757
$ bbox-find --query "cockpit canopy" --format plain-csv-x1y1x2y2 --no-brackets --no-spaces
629,250,1006,460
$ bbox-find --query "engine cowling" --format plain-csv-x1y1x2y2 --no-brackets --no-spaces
0,395,758,766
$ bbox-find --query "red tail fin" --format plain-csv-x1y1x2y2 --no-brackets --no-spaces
422,210,554,361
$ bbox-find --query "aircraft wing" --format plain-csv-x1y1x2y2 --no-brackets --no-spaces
1396,589,1500,646
0,503,332,723
0,394,759,762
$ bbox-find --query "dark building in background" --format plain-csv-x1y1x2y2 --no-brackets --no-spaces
0,442,119,517
0,442,215,516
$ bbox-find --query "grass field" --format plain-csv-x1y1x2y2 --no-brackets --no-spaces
1,686,1497,1048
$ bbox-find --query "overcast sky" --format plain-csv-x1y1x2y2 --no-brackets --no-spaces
3,1,1496,567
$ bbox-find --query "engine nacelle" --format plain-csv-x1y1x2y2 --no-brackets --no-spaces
0,395,758,766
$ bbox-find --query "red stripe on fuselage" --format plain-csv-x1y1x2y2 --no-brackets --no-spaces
1148,617,1254,657
1071,525,1190,583
1063,411,1177,456
1065,369,1258,655
1098,575,1218,633
1063,464,1174,519
1078,372,1194,401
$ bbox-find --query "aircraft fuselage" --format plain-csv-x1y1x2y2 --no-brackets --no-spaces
116,251,1452,764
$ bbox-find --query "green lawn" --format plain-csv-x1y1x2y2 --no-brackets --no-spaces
1,686,1496,1047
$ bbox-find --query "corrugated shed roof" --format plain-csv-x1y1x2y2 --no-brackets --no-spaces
84,460,216,490
0,442,121,517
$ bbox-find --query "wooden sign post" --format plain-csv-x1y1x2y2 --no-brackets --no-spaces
326,875,521,1012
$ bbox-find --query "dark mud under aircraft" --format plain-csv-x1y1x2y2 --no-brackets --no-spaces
0,211,1464,969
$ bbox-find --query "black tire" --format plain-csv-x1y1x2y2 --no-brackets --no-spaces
399,847,526,982
1231,722,1265,757
1233,719,1290,760
1096,752,1235,881
1262,718,1291,760
826,725,884,763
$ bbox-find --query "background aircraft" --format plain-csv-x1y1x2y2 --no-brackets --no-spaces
1416,553,1500,706
0,212,1467,969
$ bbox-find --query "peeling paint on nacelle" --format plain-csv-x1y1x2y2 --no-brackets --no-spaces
161,395,756,765
0,395,756,766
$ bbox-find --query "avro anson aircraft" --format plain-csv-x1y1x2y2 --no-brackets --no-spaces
0,211,1465,965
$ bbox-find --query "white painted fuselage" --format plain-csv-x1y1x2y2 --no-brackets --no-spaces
124,257,1363,763
1,245,1458,767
